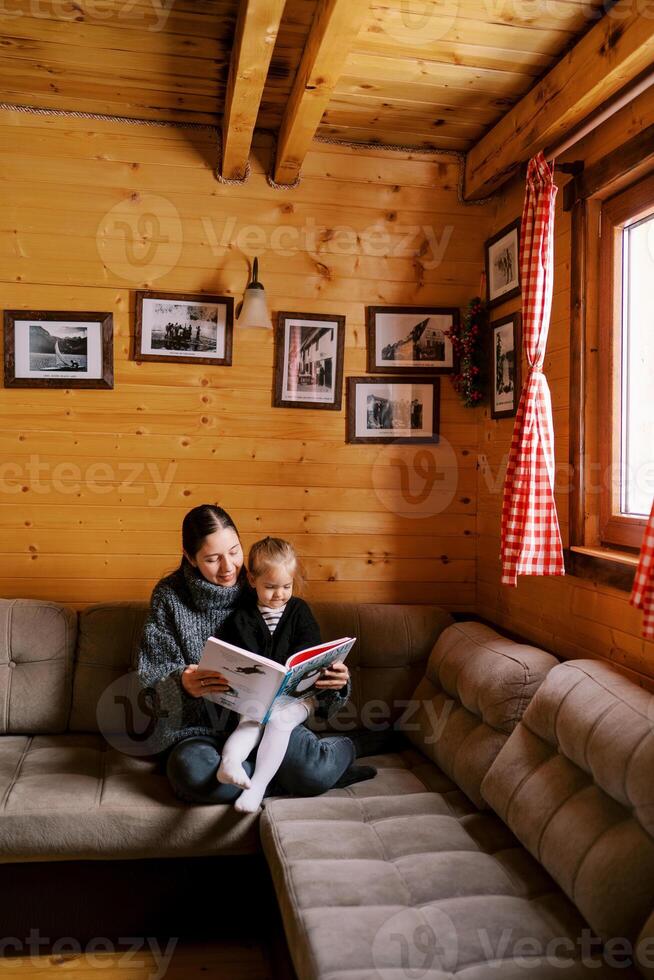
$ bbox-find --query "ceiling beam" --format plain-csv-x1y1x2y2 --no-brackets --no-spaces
273,0,371,186
464,14,654,200
221,0,287,181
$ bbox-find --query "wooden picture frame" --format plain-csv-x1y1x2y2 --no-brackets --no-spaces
346,376,440,444
485,218,521,308
273,311,346,410
489,312,522,419
134,290,233,366
366,305,458,374
3,310,114,389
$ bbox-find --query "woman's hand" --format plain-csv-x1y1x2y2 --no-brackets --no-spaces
181,664,231,698
314,661,350,691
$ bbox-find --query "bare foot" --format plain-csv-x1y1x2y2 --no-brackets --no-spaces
233,786,264,813
217,757,251,789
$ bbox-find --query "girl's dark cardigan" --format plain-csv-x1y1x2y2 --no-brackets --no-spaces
136,562,350,754
220,592,352,718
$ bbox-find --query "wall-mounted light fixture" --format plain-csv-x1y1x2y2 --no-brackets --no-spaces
237,257,272,329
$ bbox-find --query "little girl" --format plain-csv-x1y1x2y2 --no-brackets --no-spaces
216,536,350,813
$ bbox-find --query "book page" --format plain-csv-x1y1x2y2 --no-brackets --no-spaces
285,636,355,669
278,638,356,704
198,636,286,723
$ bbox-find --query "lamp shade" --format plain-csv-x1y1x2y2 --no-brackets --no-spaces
237,257,272,329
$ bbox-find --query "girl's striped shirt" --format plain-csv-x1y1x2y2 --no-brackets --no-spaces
258,604,287,634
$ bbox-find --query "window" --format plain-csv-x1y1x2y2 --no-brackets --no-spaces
621,215,654,516
598,175,654,549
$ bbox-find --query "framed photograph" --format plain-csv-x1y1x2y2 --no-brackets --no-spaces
3,310,113,389
346,376,440,444
134,291,233,365
366,306,458,374
485,219,521,308
273,312,346,410
490,312,522,419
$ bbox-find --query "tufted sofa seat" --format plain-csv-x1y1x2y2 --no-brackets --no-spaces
262,753,633,979
261,624,652,979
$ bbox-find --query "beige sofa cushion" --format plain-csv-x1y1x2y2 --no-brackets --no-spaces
70,603,147,732
261,749,635,979
0,733,259,860
482,659,654,963
405,621,559,808
0,599,77,734
311,602,453,730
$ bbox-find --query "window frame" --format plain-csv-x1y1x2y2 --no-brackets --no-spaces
567,143,654,591
597,174,653,549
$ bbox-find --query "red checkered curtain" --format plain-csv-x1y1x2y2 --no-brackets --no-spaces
500,151,564,586
631,501,654,640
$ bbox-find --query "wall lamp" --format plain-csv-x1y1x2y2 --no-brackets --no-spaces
237,257,272,329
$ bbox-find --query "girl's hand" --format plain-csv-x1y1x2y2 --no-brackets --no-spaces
314,661,349,691
181,664,231,698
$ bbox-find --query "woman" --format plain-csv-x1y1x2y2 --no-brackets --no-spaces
137,504,367,805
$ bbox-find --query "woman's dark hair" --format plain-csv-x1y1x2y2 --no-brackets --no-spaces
180,505,240,567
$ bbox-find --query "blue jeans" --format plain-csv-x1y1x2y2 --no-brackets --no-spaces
165,725,355,805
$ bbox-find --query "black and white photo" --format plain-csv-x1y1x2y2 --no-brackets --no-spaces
490,312,521,419
3,311,113,389
485,219,521,308
347,376,440,444
273,312,345,410
367,306,458,374
134,291,233,366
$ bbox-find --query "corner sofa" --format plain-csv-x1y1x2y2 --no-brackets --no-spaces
1,597,653,979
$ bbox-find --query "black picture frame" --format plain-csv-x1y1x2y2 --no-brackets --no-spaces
366,305,458,374
485,218,521,309
273,311,346,410
134,290,234,366
346,375,440,444
489,312,522,419
3,310,114,389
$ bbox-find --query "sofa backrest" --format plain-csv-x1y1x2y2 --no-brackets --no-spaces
68,600,453,733
405,621,559,809
482,659,654,974
69,603,149,732
311,602,453,730
0,598,77,734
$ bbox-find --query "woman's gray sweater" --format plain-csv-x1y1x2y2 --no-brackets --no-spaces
136,560,351,754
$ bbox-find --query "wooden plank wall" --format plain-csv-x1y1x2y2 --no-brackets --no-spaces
0,109,491,610
476,86,654,684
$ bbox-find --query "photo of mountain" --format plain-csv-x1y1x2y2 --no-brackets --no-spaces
28,322,88,372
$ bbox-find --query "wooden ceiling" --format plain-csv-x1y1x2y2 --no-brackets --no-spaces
4,0,650,193
2,1,604,132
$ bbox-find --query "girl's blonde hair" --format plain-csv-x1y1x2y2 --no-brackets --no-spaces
247,537,305,592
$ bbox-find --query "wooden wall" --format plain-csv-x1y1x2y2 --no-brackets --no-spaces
0,109,491,610
477,86,654,684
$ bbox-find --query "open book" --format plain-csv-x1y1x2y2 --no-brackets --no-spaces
197,636,356,724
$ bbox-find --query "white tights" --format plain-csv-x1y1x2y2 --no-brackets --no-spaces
217,698,315,813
